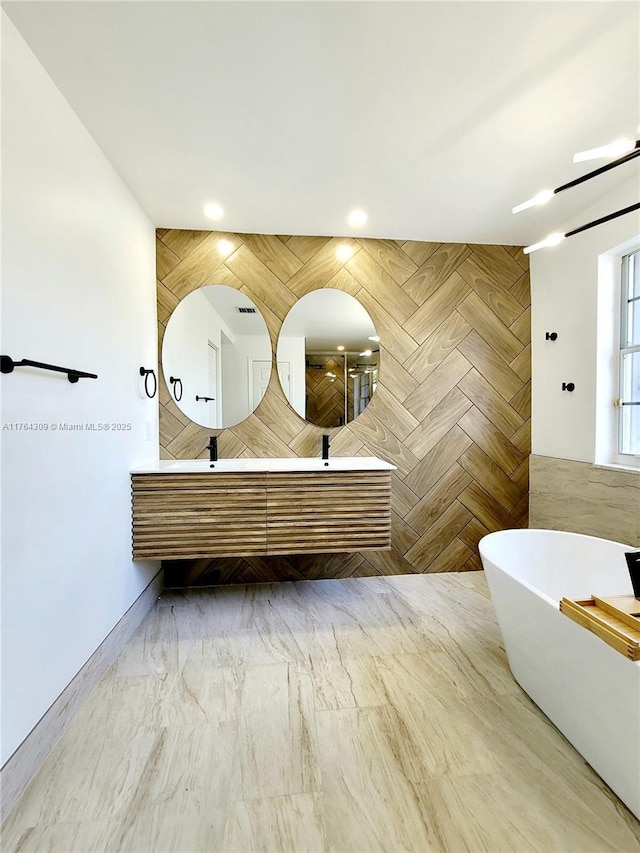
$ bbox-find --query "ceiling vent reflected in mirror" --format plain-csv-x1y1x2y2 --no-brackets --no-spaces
276,289,379,429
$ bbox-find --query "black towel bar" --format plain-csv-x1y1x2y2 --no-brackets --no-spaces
1,354,97,383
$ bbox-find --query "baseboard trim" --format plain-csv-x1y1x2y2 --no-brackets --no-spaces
0,569,163,823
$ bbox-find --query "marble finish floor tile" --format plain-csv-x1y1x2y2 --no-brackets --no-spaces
222,793,326,853
3,573,640,852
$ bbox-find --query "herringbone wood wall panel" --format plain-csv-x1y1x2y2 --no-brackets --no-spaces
156,229,530,586
305,355,352,428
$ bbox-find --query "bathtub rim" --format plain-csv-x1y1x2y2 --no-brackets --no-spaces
479,527,640,668
479,527,634,606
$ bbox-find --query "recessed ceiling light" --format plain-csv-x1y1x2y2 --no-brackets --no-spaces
348,209,367,228
204,202,224,220
336,244,354,261
337,345,345,351
368,335,380,342
359,349,372,357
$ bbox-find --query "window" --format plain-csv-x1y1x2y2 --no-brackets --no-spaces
619,249,640,455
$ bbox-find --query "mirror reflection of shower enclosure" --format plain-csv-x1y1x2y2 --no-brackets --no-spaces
276,289,380,428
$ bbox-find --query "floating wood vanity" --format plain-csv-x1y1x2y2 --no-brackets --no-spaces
131,458,394,560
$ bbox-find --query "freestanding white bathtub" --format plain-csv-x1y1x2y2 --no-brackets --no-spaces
479,529,640,820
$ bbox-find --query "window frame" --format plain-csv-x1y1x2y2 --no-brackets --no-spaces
618,249,640,457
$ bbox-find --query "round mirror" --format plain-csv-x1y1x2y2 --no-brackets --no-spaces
276,289,379,427
162,285,272,428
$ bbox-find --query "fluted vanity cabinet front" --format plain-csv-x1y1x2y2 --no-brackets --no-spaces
131,458,394,561
131,472,268,560
266,471,392,555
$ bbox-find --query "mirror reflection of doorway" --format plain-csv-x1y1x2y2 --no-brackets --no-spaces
208,341,219,428
251,361,272,411
277,361,291,401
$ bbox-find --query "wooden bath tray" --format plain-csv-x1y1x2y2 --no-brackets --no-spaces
559,595,640,661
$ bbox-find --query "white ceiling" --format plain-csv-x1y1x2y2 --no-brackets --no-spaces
202,284,269,335
278,287,377,350
3,1,639,245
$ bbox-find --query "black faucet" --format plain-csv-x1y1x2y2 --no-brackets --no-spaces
322,434,330,460
207,436,218,463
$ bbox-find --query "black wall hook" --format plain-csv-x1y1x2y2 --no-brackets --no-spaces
195,395,215,402
545,332,558,341
139,367,157,399
169,376,183,401
562,382,575,392
1,354,97,383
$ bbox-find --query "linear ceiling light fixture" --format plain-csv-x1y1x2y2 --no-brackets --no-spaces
516,136,640,253
573,138,638,163
512,139,640,215
524,202,640,254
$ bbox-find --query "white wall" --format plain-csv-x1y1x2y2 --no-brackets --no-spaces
0,17,159,765
221,335,272,427
276,336,306,419
530,177,640,464
161,290,227,428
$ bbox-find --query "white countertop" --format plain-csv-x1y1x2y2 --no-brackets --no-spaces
131,457,396,474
